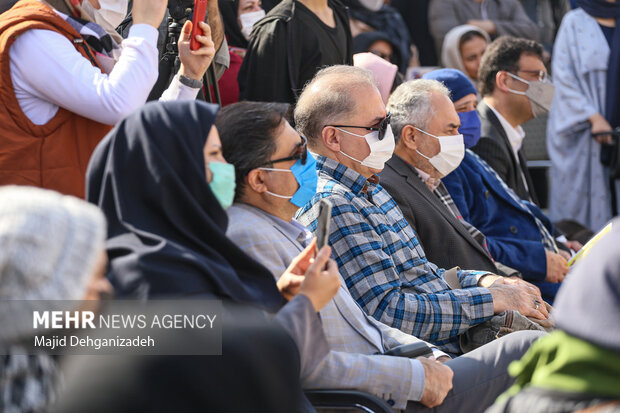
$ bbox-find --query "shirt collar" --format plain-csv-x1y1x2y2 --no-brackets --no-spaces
397,155,441,191
316,155,378,196
243,204,312,246
414,167,441,192
487,103,526,153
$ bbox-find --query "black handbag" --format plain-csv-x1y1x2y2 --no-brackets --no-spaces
597,127,620,179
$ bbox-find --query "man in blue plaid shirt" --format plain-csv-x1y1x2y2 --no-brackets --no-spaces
294,66,548,354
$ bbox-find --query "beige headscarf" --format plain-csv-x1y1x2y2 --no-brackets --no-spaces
440,24,490,83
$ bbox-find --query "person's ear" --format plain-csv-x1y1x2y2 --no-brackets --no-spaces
400,125,419,151
495,71,510,93
322,126,341,152
246,169,269,194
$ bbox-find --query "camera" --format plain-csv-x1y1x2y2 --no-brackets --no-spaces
167,0,195,21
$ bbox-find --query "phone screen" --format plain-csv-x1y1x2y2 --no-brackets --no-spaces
316,199,332,252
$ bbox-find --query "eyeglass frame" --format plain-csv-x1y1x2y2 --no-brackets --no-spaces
255,135,309,167
326,112,392,141
513,69,550,83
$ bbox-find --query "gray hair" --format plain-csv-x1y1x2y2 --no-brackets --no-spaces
387,79,450,143
294,65,377,147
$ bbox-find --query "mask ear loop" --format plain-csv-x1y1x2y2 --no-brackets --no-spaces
505,72,530,96
412,127,438,161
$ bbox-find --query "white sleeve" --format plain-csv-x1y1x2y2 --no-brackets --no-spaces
159,75,201,102
10,24,159,125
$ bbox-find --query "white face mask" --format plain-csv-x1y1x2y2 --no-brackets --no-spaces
81,0,127,35
239,10,265,40
414,127,464,177
506,72,555,118
358,0,384,11
337,125,395,170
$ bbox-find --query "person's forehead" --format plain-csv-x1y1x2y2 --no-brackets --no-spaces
273,120,300,156
429,92,460,128
453,93,477,107
347,84,386,122
518,54,545,72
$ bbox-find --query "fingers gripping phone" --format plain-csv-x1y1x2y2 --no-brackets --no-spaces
190,0,208,51
316,199,333,254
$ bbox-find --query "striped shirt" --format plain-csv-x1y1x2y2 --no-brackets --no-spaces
296,156,495,354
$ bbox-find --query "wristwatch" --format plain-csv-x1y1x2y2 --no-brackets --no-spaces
178,74,203,89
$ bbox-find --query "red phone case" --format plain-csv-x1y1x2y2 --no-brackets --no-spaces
190,0,208,51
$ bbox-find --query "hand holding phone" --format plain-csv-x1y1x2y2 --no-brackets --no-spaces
190,0,208,51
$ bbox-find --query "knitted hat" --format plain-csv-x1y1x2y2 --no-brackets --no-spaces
0,186,107,301
553,218,620,352
422,68,477,103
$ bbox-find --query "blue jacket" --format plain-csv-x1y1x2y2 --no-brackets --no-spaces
443,151,560,300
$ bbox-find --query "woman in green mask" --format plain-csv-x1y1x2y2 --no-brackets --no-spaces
487,217,620,413
86,100,340,411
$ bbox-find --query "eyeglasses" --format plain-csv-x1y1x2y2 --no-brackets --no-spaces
256,135,308,167
515,69,549,83
327,113,392,141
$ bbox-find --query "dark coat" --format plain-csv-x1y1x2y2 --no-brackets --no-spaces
379,155,498,274
443,151,561,301
238,0,353,104
473,100,539,205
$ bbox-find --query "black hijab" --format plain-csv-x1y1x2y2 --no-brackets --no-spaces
86,100,285,313
219,0,248,49
352,31,403,70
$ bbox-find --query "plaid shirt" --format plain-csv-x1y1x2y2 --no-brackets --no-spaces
296,156,495,354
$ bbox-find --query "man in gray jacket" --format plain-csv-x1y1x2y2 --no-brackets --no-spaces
217,100,544,413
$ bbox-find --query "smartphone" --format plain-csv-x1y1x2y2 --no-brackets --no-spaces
190,0,208,51
316,199,333,253
384,342,433,358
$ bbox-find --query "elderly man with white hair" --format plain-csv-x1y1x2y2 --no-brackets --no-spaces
294,65,547,356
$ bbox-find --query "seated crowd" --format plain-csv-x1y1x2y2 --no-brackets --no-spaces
0,0,619,412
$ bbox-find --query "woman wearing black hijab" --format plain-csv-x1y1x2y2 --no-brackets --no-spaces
86,100,339,394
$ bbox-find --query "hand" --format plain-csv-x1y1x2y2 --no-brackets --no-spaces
178,21,216,81
477,273,501,288
590,113,613,144
488,279,549,320
564,240,583,252
467,19,497,35
278,239,317,300
132,0,167,29
417,357,453,408
545,250,569,283
297,242,341,312
558,249,571,261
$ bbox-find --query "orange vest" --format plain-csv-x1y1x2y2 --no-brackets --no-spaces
0,0,113,198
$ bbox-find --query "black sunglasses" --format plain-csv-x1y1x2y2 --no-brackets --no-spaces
257,135,308,167
327,113,392,141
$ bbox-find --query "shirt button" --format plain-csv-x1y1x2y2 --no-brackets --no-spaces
387,399,395,406
510,226,518,234
484,190,490,199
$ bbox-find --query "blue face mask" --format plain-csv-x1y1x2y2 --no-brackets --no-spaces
209,162,236,210
458,110,482,149
259,151,318,208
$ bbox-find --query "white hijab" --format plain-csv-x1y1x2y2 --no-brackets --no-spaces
441,24,490,84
